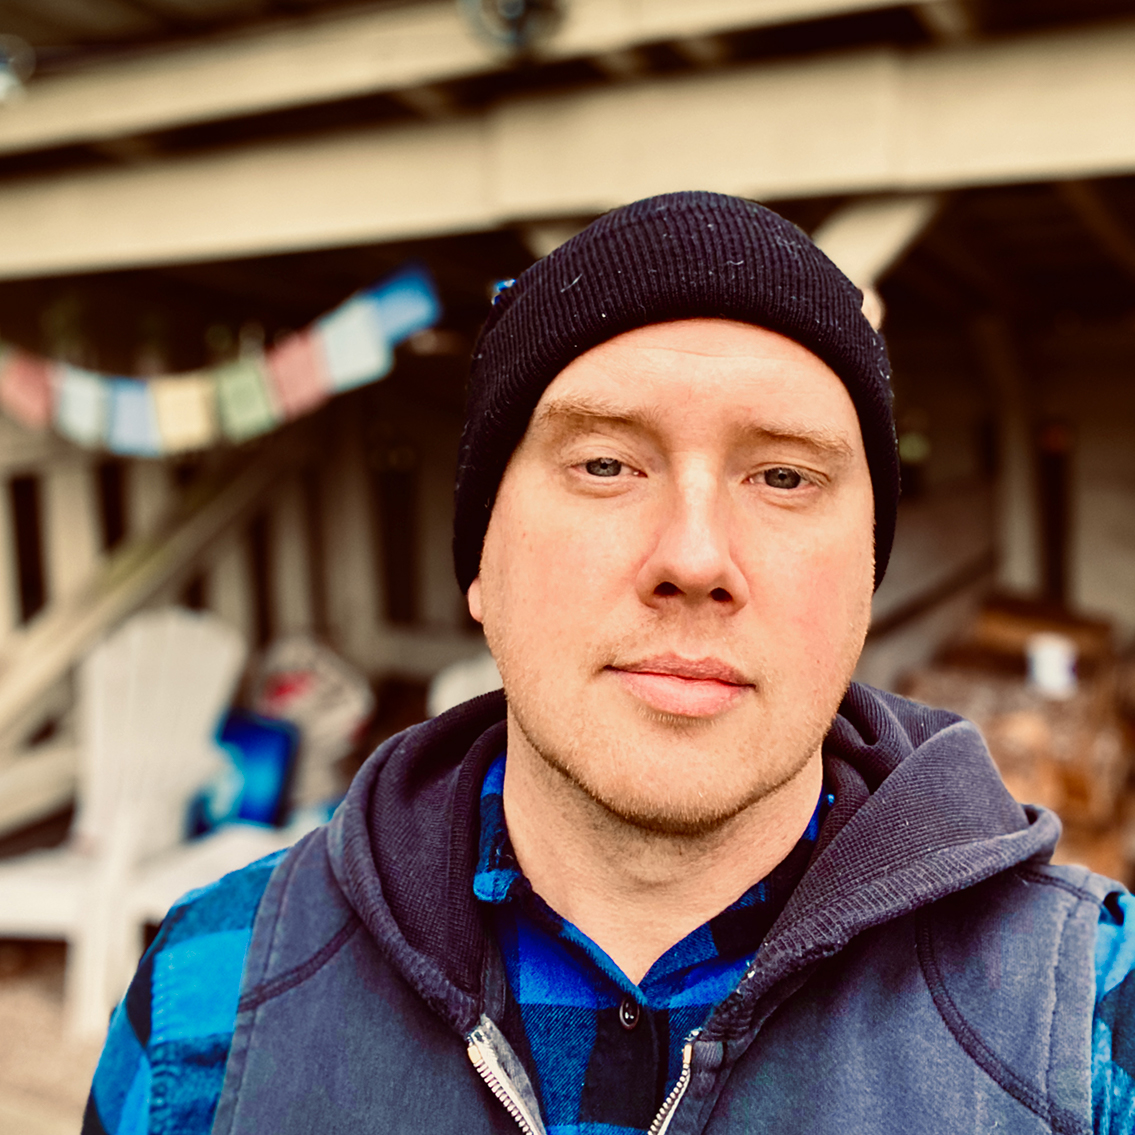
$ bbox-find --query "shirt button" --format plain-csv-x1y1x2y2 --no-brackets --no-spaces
619,997,640,1031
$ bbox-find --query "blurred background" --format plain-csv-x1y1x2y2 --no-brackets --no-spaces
0,0,1132,1128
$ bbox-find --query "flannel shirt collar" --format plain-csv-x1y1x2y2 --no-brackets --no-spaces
473,753,834,995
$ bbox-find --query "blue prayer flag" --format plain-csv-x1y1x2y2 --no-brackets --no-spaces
365,262,442,345
107,378,163,457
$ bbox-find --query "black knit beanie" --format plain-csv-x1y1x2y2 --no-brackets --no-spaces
453,191,899,592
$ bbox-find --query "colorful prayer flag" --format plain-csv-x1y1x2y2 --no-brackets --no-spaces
107,378,162,457
0,348,53,429
151,374,219,453
213,357,280,443
0,260,439,452
265,329,332,419
366,262,442,345
316,296,392,393
53,364,109,448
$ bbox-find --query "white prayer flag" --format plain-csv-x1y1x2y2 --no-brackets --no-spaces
53,364,109,448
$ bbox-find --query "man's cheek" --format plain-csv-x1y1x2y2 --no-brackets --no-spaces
767,536,872,652
532,509,631,593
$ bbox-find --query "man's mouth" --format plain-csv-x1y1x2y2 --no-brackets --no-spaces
607,654,752,718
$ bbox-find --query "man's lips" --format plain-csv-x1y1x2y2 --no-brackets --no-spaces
607,655,752,717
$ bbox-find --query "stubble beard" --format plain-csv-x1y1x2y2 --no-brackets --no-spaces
506,672,836,839
484,585,869,841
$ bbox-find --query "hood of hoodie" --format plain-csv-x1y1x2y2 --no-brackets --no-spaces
325,682,1060,1040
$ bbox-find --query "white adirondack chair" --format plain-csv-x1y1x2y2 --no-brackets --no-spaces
0,607,299,1038
427,651,502,717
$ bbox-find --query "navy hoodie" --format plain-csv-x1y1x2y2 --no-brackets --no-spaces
203,682,1116,1135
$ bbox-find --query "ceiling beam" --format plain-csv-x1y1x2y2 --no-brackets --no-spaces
0,0,902,156
912,0,975,43
918,229,1020,312
1055,179,1135,283
0,20,1132,278
2,0,160,42
812,194,942,287
812,193,941,328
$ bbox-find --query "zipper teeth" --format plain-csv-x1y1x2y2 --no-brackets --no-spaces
647,1032,699,1135
468,1042,538,1135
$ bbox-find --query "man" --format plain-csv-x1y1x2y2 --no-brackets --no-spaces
85,192,1135,1135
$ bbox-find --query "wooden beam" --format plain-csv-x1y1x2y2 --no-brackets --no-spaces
1056,179,1135,283
0,475,18,641
0,0,902,157
918,229,1021,312
812,193,941,287
0,20,1133,277
13,0,158,42
887,257,971,315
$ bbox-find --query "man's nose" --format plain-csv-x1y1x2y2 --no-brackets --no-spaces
634,473,749,610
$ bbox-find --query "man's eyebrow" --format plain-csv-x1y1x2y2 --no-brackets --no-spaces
748,422,857,460
531,396,662,432
533,396,856,459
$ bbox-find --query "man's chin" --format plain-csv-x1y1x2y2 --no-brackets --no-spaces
586,788,760,838
537,740,796,838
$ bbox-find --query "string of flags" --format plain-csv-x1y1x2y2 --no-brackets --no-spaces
0,262,441,457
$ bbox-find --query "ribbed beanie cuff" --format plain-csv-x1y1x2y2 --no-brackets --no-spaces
453,191,899,592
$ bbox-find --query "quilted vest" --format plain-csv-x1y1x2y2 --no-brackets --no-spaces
211,819,1111,1135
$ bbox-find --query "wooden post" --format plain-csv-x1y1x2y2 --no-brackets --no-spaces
416,417,464,630
0,475,21,644
321,407,381,671
271,474,313,637
127,459,173,539
971,315,1042,598
208,532,254,645
43,457,101,606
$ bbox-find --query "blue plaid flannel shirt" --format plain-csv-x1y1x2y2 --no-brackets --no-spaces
85,761,1135,1135
82,849,287,1135
472,754,833,1134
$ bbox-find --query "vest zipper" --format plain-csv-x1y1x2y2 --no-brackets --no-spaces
648,1030,700,1135
469,1022,699,1135
467,1027,545,1135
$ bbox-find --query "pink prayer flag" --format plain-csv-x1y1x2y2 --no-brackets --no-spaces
265,329,332,419
0,349,54,430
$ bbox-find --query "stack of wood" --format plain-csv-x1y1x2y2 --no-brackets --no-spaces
903,600,1132,883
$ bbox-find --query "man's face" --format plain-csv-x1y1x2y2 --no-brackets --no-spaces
468,318,875,835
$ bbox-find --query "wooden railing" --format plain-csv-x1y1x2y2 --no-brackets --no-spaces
0,392,487,839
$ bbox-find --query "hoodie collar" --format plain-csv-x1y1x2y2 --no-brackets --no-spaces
327,684,1059,1040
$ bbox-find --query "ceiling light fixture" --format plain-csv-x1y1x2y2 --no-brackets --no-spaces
458,0,563,55
0,35,34,104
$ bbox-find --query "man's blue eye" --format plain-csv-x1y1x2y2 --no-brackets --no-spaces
585,458,622,477
763,467,802,489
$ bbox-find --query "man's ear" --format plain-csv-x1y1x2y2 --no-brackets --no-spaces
466,576,484,624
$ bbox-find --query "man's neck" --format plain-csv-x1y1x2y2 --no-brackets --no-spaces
500,728,824,986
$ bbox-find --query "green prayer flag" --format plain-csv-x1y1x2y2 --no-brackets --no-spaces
213,357,280,443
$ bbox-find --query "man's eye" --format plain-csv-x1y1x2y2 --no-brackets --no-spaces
763,467,803,489
584,457,623,477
